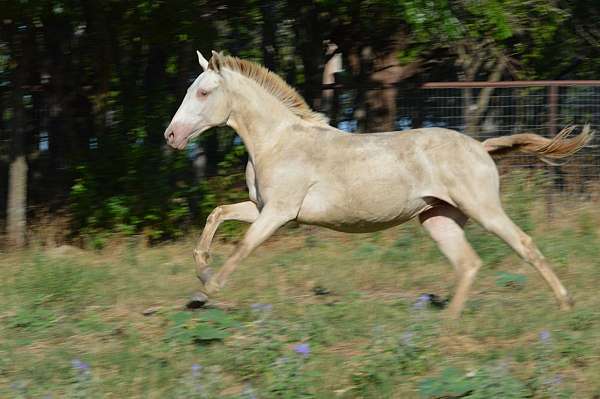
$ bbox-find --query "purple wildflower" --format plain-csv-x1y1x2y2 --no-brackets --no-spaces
71,359,90,371
250,303,273,312
413,294,431,310
401,331,414,346
243,383,257,399
294,343,310,358
539,330,551,343
10,382,29,395
191,363,203,377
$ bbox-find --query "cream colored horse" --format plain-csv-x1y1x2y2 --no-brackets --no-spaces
164,50,592,318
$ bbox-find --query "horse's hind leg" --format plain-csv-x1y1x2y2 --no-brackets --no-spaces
419,204,483,318
460,200,573,310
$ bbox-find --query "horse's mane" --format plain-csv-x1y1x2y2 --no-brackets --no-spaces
211,54,329,125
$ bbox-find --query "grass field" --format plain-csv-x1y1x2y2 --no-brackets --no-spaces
2,176,600,398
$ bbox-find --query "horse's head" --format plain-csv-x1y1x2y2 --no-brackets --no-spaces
164,51,230,149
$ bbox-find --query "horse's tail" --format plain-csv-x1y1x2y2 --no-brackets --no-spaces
482,124,593,164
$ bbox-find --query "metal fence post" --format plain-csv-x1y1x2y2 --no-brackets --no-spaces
548,86,558,136
547,86,559,218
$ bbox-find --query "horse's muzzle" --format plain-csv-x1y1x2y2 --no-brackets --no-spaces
164,122,194,149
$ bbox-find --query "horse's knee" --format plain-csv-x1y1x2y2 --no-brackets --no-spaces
193,248,210,266
207,206,224,225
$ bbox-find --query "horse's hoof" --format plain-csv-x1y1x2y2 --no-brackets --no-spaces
560,296,575,311
186,292,208,309
197,267,214,285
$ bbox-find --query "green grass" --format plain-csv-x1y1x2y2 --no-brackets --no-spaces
2,179,600,397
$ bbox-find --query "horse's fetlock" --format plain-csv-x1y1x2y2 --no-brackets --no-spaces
193,249,210,266
204,278,221,295
197,267,214,285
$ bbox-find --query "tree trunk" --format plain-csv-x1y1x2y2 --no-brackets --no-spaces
7,46,28,248
321,42,342,121
7,149,27,248
294,3,324,110
457,43,506,136
366,48,421,132
341,31,421,132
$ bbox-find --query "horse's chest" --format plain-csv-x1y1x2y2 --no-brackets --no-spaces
248,159,312,208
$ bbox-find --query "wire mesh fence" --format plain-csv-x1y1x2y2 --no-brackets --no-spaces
397,82,600,200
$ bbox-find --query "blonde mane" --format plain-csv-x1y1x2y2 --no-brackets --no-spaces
212,54,329,125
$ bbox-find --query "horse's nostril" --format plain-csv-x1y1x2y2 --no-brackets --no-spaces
168,132,174,141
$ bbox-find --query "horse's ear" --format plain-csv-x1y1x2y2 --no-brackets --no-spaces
197,50,209,71
208,50,222,72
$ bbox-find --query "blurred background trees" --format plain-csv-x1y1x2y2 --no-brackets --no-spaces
1,0,599,247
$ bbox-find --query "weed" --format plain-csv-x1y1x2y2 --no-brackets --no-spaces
69,359,93,398
419,364,531,399
165,309,239,344
496,271,527,289
9,308,57,332
171,363,224,398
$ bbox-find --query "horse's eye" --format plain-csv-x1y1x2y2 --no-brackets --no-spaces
198,89,209,98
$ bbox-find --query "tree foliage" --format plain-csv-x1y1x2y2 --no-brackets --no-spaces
0,0,597,244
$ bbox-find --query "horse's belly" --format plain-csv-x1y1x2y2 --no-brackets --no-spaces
296,187,429,233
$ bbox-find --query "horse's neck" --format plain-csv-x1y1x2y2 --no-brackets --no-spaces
225,71,297,161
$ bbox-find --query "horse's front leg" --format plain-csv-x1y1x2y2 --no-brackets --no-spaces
194,201,259,284
203,207,293,295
